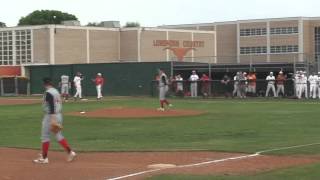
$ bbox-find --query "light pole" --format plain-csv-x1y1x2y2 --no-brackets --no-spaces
53,15,57,34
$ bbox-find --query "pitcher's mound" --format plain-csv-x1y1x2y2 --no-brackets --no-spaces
68,107,205,118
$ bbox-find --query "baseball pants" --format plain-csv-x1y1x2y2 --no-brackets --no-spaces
276,84,285,97
41,114,64,143
74,86,82,98
96,85,103,98
190,83,198,97
310,84,317,99
159,86,168,100
61,84,69,96
266,84,276,97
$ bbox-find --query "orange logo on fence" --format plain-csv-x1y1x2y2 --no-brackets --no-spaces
164,47,195,61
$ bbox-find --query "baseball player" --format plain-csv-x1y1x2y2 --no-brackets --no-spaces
300,71,308,99
265,72,276,97
200,73,210,97
73,72,83,100
232,72,240,97
295,71,302,98
308,72,318,99
175,74,184,97
33,77,76,164
247,72,256,97
239,72,248,98
59,74,71,101
276,71,286,97
157,69,172,111
189,70,199,97
93,73,104,100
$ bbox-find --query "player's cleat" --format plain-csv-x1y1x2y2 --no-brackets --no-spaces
33,157,49,164
67,151,77,162
157,107,165,111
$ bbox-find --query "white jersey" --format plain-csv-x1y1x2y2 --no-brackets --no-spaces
308,75,318,85
73,76,82,87
266,75,275,85
61,75,69,84
189,74,199,81
302,75,308,84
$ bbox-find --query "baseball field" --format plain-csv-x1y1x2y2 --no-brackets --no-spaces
1,97,320,180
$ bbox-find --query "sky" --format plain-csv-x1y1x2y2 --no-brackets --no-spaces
1,0,320,27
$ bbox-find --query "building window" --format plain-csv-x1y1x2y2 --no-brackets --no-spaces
15,30,32,65
270,27,298,35
315,27,320,61
240,46,267,54
270,45,298,53
240,28,267,36
0,31,13,65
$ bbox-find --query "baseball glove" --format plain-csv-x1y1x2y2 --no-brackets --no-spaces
50,117,63,133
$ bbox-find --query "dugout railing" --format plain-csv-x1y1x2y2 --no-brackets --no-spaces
0,77,30,96
151,79,297,98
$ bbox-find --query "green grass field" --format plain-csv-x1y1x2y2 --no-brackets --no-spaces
1,97,320,179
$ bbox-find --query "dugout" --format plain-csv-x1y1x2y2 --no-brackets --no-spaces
155,61,308,97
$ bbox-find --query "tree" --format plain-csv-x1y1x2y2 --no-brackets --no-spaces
124,22,140,28
0,21,6,27
18,10,78,26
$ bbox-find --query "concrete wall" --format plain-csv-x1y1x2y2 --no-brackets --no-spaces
120,30,138,61
33,29,50,64
89,30,120,63
54,28,87,64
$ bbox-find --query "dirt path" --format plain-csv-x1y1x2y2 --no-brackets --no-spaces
0,148,317,180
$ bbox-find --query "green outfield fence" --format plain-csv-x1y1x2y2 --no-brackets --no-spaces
27,62,171,96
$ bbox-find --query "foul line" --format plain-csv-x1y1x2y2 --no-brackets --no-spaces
106,142,320,180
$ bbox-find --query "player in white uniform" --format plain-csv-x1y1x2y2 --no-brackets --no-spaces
73,72,83,100
189,70,199,97
232,72,240,97
308,72,318,99
294,71,301,98
300,71,308,99
265,72,276,97
175,74,184,97
59,75,71,101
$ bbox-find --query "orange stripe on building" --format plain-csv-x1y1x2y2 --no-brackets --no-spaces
0,66,21,76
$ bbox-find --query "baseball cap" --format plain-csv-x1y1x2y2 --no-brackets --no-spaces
97,73,102,76
43,77,52,85
279,71,283,74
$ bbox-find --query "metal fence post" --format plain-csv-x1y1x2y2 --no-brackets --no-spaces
0,78,3,96
14,77,18,96
27,80,31,96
